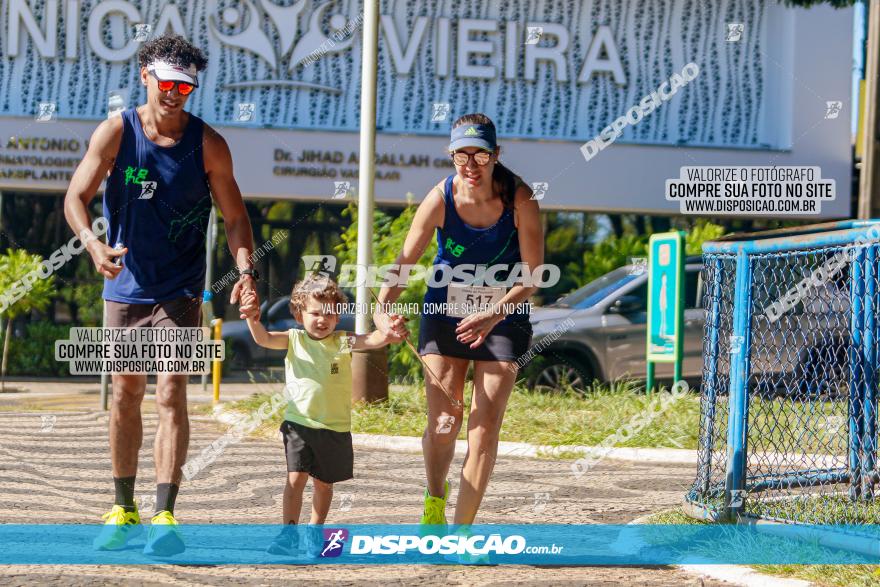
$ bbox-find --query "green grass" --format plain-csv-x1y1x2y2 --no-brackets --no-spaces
642,508,880,586
748,395,850,455
689,492,880,526
221,379,702,453
750,494,880,525
210,377,861,460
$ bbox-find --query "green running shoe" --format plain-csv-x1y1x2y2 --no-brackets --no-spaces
143,510,185,557
420,480,450,525
92,505,143,551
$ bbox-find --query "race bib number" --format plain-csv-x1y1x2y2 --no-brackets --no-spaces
445,284,505,319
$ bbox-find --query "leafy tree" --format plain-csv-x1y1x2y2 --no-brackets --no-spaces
565,220,727,295
0,249,55,390
685,220,727,256
575,233,650,287
335,198,437,382
542,212,595,303
8,322,71,377
57,257,104,326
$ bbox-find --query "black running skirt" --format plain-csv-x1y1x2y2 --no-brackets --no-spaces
417,315,532,362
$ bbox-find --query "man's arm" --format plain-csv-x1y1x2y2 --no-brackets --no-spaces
63,116,127,278
203,125,257,315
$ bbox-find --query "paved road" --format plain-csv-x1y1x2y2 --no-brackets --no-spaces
0,401,731,585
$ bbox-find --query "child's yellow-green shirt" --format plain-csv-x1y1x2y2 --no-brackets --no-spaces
283,329,355,432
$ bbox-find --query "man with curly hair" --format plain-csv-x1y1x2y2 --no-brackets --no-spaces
63,34,258,556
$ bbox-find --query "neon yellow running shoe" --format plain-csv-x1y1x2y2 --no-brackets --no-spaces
420,480,450,525
92,505,143,551
444,524,492,565
143,511,185,557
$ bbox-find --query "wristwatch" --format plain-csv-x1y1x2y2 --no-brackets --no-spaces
239,268,259,281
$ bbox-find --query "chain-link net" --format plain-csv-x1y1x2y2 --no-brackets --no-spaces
688,241,879,525
688,254,736,515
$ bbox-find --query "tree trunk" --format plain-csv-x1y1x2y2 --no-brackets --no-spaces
634,215,647,236
1,316,11,392
609,214,624,237
286,227,312,284
652,216,671,233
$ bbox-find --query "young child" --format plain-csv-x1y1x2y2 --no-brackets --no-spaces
240,274,400,556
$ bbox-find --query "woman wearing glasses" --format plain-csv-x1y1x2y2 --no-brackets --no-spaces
374,113,544,526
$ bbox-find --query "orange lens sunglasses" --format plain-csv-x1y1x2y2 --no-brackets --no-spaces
150,71,195,96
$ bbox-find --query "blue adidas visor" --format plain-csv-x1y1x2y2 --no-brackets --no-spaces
449,123,497,152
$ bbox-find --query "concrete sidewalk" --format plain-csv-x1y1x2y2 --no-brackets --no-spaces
0,377,279,407
0,404,726,586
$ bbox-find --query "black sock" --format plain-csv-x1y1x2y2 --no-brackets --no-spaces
113,476,137,512
156,483,179,515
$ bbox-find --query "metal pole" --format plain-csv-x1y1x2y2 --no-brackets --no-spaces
673,231,686,386
350,0,390,403
848,249,866,499
100,220,111,411
700,257,723,495
861,245,876,499
202,206,217,392
858,0,880,219
212,318,223,404
723,249,753,521
355,0,379,335
100,300,109,411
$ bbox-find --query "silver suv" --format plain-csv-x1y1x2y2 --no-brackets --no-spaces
525,260,706,392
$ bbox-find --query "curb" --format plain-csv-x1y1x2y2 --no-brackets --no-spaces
350,433,698,463
212,403,698,463
628,515,813,587
676,565,812,587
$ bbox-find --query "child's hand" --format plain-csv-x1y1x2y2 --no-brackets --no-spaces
383,313,407,343
374,310,409,339
241,292,260,320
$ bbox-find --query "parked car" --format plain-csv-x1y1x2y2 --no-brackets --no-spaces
526,258,850,395
222,297,355,370
524,258,705,393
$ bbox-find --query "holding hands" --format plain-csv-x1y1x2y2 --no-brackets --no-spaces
356,310,407,351
232,273,259,320
240,290,260,321
378,316,406,344
373,310,409,341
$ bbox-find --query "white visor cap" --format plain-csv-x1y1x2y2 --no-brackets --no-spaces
147,60,199,87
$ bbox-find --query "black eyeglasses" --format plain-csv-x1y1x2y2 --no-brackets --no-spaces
451,150,493,166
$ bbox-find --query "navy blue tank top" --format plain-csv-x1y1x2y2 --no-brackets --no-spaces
102,107,212,303
423,174,529,323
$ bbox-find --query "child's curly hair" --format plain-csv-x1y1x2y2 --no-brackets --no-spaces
289,274,347,316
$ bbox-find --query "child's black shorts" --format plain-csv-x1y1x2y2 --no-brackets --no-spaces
280,420,353,483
